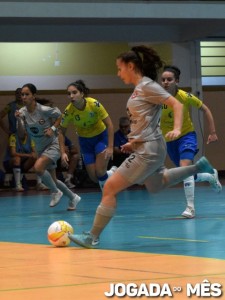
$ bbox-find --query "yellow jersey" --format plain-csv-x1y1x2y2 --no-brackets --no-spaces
60,97,109,137
160,89,202,142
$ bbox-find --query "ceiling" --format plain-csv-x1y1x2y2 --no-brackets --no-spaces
0,1,224,43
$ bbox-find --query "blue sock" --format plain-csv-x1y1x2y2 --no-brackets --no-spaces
97,173,108,181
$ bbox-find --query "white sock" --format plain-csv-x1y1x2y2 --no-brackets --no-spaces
107,166,117,178
183,176,195,209
13,168,21,186
36,175,42,184
98,179,107,191
99,167,117,190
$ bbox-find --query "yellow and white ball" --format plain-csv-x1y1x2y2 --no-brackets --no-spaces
47,220,74,247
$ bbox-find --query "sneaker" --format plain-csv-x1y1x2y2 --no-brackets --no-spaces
64,178,76,189
107,166,117,177
68,231,99,248
83,231,100,246
210,169,222,193
49,189,63,207
182,206,195,218
36,183,49,191
195,156,214,174
67,194,81,211
14,184,24,192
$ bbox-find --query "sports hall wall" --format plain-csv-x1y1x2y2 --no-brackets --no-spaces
0,42,224,171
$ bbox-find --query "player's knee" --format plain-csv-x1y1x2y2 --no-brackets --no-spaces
103,179,117,198
33,163,44,175
96,203,116,217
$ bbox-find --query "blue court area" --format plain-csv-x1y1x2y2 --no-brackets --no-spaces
1,186,225,260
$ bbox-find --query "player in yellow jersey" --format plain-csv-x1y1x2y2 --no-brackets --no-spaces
59,80,116,191
161,65,222,218
3,132,36,191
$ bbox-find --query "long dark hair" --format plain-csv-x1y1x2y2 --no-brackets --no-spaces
22,83,37,94
36,98,53,107
163,65,181,81
117,45,164,81
67,80,90,97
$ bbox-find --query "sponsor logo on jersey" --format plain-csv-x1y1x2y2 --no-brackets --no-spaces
30,127,39,134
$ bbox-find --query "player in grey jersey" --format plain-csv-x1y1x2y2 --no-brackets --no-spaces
68,45,215,248
15,83,81,210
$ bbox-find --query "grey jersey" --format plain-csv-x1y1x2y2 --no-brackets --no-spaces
127,76,171,142
19,102,61,153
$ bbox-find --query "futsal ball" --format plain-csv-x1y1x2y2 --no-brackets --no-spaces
47,220,74,247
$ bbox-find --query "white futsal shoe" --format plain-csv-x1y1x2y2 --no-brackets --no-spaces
49,189,63,207
181,206,195,219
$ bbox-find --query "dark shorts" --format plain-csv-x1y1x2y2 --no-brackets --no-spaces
166,131,198,167
3,157,29,172
78,130,108,165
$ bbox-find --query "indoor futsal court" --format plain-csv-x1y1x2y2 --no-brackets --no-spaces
1,184,225,300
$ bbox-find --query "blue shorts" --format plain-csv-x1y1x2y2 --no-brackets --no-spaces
166,131,198,167
78,130,108,165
